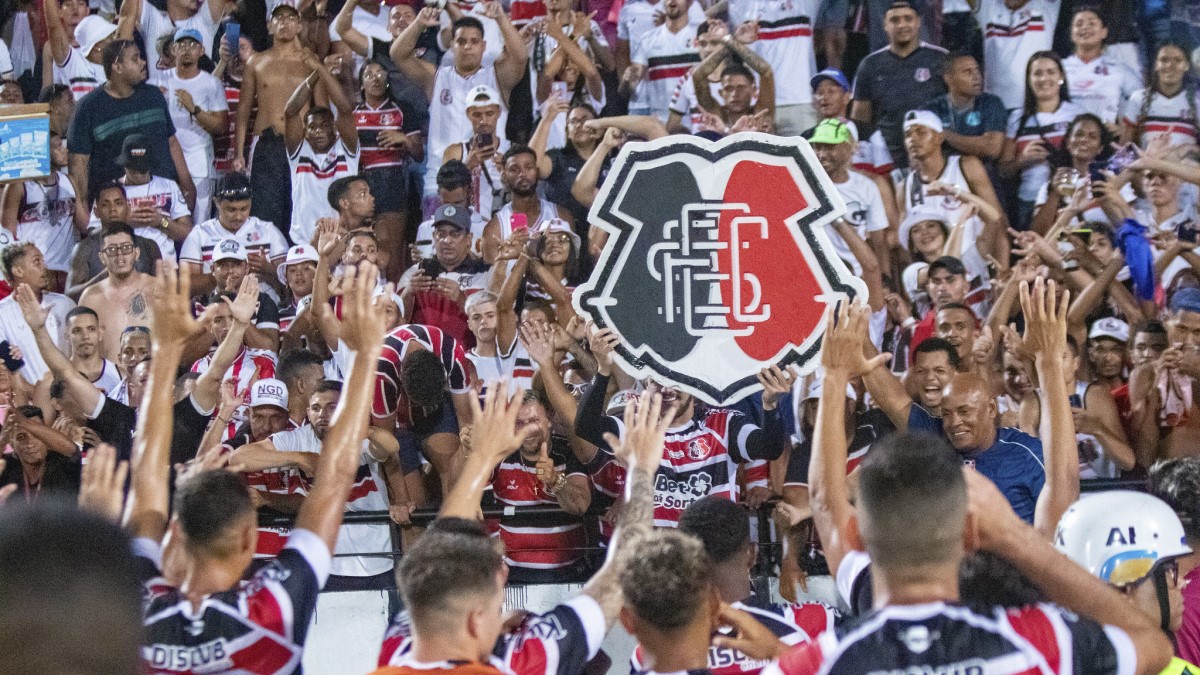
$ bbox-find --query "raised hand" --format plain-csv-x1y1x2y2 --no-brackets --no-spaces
225,273,260,325
77,443,129,523
588,323,620,376
518,321,555,367
757,364,797,411
340,261,389,352
820,298,888,377
13,285,48,331
316,218,343,259
1018,277,1069,359
416,5,440,27
533,442,559,487
712,603,784,660
734,19,759,43
466,379,534,463
149,261,209,351
603,391,673,473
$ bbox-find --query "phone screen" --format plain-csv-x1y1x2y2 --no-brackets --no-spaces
225,22,240,56
511,213,528,231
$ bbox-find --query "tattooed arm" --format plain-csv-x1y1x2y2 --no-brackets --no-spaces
580,392,672,627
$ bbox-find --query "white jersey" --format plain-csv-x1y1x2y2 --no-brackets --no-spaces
669,69,724,132
1124,87,1200,148
426,58,507,182
270,424,393,577
448,138,510,219
437,1,504,61
494,198,562,240
109,175,190,261
414,207,489,258
617,0,706,50
52,46,105,100
164,68,228,179
631,22,699,121
180,216,289,303
1007,101,1085,201
87,358,123,396
469,337,534,394
903,155,986,255
15,171,76,272
977,0,1057,106
0,292,74,384
728,0,818,106
287,138,359,246
827,172,888,275
1063,54,1142,124
139,0,216,86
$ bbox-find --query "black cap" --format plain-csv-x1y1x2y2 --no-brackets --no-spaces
116,134,151,171
928,255,967,278
215,172,252,201
433,204,471,231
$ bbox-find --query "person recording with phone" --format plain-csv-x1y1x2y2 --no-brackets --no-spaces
398,204,490,348
441,85,510,221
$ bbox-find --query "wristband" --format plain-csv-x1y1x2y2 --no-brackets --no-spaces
901,317,917,329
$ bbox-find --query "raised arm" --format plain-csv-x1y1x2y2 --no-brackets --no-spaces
292,262,387,552
484,1,530,96
14,285,101,414
388,6,439,97
719,35,774,123
191,276,258,413
123,262,211,541
43,0,71,67
811,300,889,578
1020,278,1079,539
572,127,619,214
284,71,319,154
333,0,371,56
530,95,567,178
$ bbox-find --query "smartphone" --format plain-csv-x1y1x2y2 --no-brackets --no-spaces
510,213,528,232
419,258,440,277
0,340,23,373
224,22,240,57
1107,142,1138,174
1181,225,1199,243
474,132,494,149
1088,161,1107,196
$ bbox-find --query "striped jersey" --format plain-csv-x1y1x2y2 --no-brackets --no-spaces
1124,87,1200,149
631,23,699,121
52,45,105,100
979,0,1056,105
486,441,588,570
469,336,535,394
379,595,607,672
213,75,255,174
190,346,278,440
355,99,409,171
136,529,329,675
728,0,817,106
1006,102,1086,201
221,421,307,557
287,138,360,246
373,324,474,424
632,598,838,675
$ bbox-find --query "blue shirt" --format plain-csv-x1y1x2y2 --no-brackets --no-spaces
906,407,1045,522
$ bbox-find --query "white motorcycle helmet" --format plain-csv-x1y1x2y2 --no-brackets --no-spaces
1055,491,1192,587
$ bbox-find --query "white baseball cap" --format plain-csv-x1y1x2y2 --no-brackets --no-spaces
903,109,944,134
606,389,638,417
249,378,289,410
76,15,118,60
903,262,929,302
800,369,856,402
466,85,502,109
212,238,248,263
277,245,320,284
1089,317,1130,343
898,207,951,252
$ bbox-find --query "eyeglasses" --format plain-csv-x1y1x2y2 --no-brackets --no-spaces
101,243,135,256
543,233,571,244
362,71,388,81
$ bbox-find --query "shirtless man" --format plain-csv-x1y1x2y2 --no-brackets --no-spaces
232,5,315,231
78,223,155,361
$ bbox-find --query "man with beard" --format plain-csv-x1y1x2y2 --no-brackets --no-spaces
803,68,895,177
400,205,490,348
442,86,509,221
64,307,121,396
691,24,775,134
78,223,158,361
622,0,700,121
809,119,891,280
68,40,195,210
487,392,592,583
485,146,570,247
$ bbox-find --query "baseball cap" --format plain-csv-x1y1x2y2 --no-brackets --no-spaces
903,109,944,134
1171,287,1200,314
466,85,502,110
373,284,405,314
271,3,301,17
903,262,929,302
810,68,850,92
898,207,951,251
1088,317,1130,343
606,389,638,416
928,255,967,279
212,238,248,263
76,15,118,60
538,218,580,250
433,203,471,231
173,26,204,44
277,245,320,285
809,118,852,145
116,134,152,172
249,378,289,410
215,172,253,201
800,370,856,401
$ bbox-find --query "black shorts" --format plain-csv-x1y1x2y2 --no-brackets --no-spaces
250,129,293,241
394,392,460,472
364,164,409,215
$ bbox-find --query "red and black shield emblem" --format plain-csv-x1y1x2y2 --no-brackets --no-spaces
574,133,866,405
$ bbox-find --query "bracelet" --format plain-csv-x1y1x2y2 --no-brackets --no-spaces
216,416,231,425
901,317,917,329
549,473,568,495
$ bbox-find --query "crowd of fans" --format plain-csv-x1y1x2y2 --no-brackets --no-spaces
4,0,1200,670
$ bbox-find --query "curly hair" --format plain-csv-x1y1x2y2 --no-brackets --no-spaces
620,530,712,631
1150,458,1200,540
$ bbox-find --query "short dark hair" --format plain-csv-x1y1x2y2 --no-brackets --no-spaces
452,16,485,38
15,405,44,423
437,160,472,192
620,530,712,631
278,349,326,389
0,242,31,282
398,517,504,629
0,501,142,675
66,306,100,324
401,350,447,408
722,63,755,83
101,39,137,78
858,432,967,570
1134,319,1168,339
958,551,1045,611
679,496,751,565
913,337,962,370
305,106,334,126
1150,458,1200,542
204,290,237,307
945,51,979,68
37,83,72,105
93,180,127,208
173,470,255,557
502,144,538,166
327,175,367,211
314,379,343,396
102,222,137,241
348,229,378,246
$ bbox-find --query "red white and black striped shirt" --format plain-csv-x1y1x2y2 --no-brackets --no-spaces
373,324,474,425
